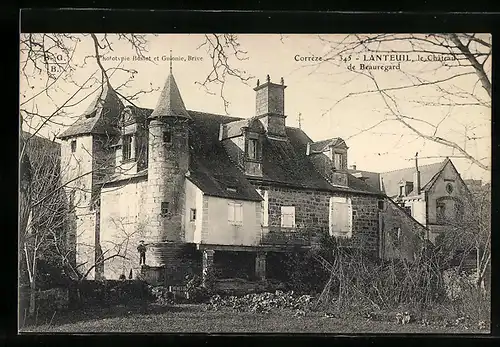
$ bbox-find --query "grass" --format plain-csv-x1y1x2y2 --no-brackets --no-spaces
21,303,489,334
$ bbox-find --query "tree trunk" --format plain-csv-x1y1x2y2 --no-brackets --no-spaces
476,244,481,288
29,257,37,316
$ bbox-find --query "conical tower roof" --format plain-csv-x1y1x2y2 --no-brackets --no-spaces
82,81,123,117
149,72,191,120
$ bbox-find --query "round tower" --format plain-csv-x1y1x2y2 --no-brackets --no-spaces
145,71,192,268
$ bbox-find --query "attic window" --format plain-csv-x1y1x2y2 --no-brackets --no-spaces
122,135,132,160
248,138,258,160
71,140,77,153
333,152,344,170
404,206,412,216
399,185,405,197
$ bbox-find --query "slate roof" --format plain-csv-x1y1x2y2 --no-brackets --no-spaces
348,170,382,191
71,75,382,200
102,108,383,200
149,73,191,120
349,160,449,198
221,118,265,139
308,137,347,154
187,111,263,201
381,161,446,198
187,112,382,198
58,83,124,139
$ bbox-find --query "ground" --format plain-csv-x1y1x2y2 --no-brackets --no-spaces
22,303,488,334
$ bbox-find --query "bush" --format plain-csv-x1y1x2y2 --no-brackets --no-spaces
70,280,153,308
314,245,448,317
185,274,212,303
281,248,328,294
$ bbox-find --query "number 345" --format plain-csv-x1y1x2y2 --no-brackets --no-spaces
340,55,352,62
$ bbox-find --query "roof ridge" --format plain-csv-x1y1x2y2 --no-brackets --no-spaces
380,160,445,174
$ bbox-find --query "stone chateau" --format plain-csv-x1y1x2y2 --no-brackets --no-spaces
58,70,438,284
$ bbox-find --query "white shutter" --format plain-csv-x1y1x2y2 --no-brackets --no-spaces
235,203,243,224
281,206,296,228
329,197,352,238
257,189,269,227
228,202,235,223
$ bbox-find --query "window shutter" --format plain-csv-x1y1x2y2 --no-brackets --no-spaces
257,189,269,227
329,197,352,237
228,202,235,222
263,191,269,227
281,206,296,228
235,203,243,223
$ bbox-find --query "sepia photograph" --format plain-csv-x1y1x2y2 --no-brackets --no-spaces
19,32,491,334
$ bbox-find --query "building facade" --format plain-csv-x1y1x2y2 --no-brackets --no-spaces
58,71,427,283
350,156,474,244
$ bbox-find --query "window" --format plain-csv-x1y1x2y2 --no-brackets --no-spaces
190,208,196,221
281,206,296,228
333,152,343,170
122,135,132,160
378,200,385,210
248,139,258,160
161,202,170,216
436,202,446,222
329,197,353,238
163,130,172,144
392,227,402,245
404,206,412,216
228,201,243,225
399,185,405,197
226,187,237,193
71,140,77,153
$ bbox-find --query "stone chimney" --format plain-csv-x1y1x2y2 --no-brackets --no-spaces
413,152,421,194
350,164,357,170
253,75,287,139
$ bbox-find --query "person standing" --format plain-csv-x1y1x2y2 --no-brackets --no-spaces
137,240,147,265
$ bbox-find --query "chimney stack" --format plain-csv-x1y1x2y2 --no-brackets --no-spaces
413,152,421,194
350,164,357,170
254,75,287,139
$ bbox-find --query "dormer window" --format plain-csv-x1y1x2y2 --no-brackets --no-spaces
399,185,405,197
333,152,344,170
248,138,258,160
122,134,132,161
121,107,136,127
398,181,413,197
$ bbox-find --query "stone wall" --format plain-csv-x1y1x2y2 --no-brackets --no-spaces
254,184,330,234
100,177,148,280
253,183,381,253
349,195,381,253
380,198,426,262
145,119,189,254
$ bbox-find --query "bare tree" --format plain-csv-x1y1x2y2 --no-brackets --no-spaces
19,34,252,315
313,34,491,172
19,133,66,316
435,183,491,289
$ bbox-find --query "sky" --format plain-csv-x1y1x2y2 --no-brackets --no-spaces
20,34,491,183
